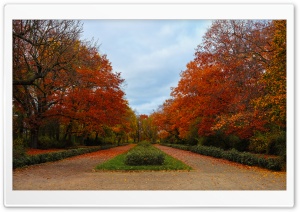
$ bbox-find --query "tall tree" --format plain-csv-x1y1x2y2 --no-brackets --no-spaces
50,50,127,145
195,20,273,138
152,20,284,149
13,20,83,147
254,20,286,129
13,20,129,148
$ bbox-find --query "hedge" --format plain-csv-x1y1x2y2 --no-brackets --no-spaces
125,142,165,166
13,144,119,169
161,143,284,171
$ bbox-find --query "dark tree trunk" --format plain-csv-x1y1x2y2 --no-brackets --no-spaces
95,133,99,145
64,122,72,147
30,128,39,148
55,124,60,141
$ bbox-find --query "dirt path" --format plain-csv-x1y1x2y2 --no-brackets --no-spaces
13,144,286,190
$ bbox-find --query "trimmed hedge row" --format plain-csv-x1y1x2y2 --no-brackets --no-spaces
161,143,284,171
125,142,165,166
13,144,119,169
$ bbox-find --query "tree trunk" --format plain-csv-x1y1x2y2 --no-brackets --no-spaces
64,123,72,147
95,132,99,145
30,128,39,148
55,124,60,141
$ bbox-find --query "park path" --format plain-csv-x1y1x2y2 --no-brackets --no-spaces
13,144,286,190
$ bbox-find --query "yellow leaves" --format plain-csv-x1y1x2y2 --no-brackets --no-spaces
252,20,286,128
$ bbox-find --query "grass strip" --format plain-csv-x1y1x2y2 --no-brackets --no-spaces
95,144,192,171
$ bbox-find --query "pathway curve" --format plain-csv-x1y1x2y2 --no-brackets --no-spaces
13,144,286,190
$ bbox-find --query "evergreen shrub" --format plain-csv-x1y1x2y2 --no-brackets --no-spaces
125,142,165,166
161,143,284,171
13,144,119,169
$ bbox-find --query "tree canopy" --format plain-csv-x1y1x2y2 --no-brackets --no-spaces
151,20,286,155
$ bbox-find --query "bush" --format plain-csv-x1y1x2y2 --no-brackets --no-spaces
222,148,240,162
161,143,284,171
190,145,223,158
224,135,249,151
13,137,26,159
162,143,191,151
249,130,286,156
37,136,55,149
125,143,165,166
249,132,270,153
197,136,208,146
13,144,120,169
267,131,286,157
138,141,151,147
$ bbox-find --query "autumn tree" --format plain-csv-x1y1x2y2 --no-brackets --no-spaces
152,99,186,144
142,114,159,143
49,44,127,146
254,20,286,128
13,20,129,149
152,20,286,153
195,20,273,139
13,20,83,148
13,20,82,85
250,20,286,155
111,106,138,145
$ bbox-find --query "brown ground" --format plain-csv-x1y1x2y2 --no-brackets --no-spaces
13,144,286,190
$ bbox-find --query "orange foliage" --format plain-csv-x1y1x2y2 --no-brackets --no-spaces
48,45,128,137
152,20,284,144
13,21,129,148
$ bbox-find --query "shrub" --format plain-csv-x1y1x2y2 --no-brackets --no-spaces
197,136,208,146
161,143,284,171
267,131,286,157
265,158,282,171
161,143,190,151
138,141,151,147
249,132,269,153
222,148,240,162
38,136,55,149
239,152,259,166
249,130,286,156
13,137,26,159
125,143,165,166
13,145,120,169
190,145,223,158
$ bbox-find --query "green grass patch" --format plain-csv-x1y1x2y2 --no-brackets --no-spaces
95,143,192,171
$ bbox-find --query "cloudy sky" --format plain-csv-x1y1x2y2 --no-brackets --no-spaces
81,20,212,115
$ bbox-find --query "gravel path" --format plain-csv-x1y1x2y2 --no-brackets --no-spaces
13,144,286,190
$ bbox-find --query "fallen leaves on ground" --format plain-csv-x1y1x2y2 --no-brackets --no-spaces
65,144,135,161
155,145,285,174
26,148,64,155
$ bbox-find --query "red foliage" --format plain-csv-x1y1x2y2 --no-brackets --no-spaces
152,20,277,143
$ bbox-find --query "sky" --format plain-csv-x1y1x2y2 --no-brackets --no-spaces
81,20,212,115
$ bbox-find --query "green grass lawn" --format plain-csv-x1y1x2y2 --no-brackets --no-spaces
95,148,192,171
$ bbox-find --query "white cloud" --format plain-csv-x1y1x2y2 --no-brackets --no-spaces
82,20,212,114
